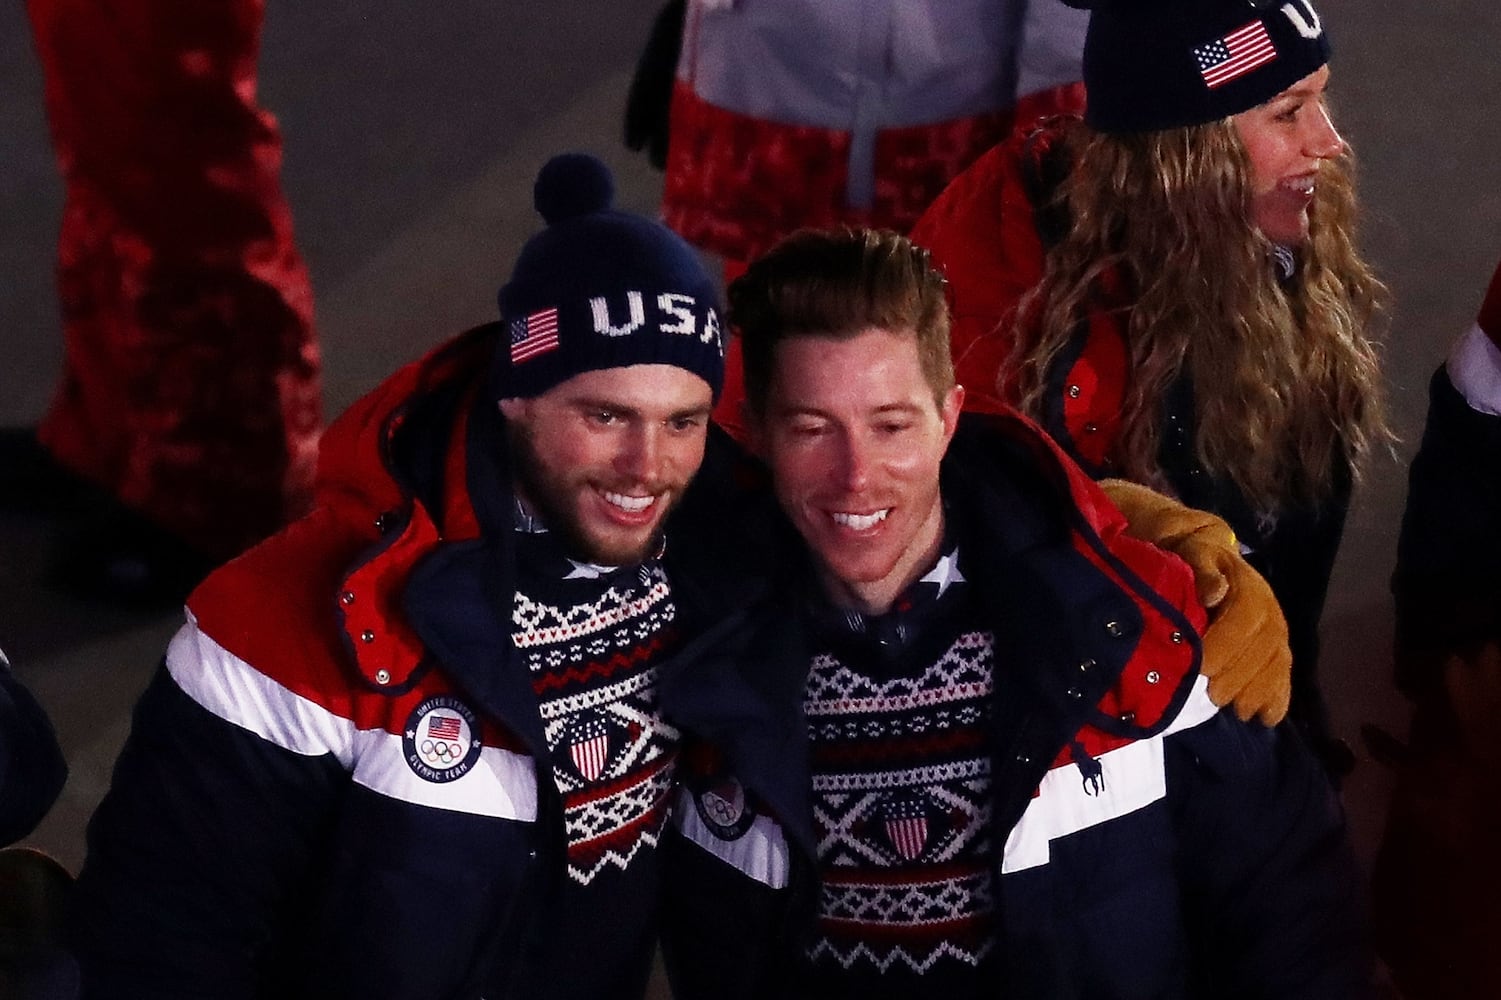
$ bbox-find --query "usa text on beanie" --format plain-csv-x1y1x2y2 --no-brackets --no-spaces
493,153,725,401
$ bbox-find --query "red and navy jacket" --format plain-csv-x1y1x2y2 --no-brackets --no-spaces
910,117,1353,748
658,411,1370,999
67,325,769,999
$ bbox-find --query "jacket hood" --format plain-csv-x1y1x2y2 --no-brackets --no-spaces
314,324,501,538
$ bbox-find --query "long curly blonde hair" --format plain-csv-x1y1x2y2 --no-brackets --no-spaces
1012,118,1389,516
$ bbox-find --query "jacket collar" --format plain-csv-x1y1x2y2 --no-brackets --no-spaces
329,328,495,694
321,324,554,753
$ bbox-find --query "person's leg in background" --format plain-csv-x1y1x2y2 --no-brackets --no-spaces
19,0,320,602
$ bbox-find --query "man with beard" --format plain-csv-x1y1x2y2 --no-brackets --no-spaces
660,228,1369,999
67,154,743,999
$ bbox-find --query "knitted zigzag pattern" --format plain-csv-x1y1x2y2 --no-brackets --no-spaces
517,563,681,885
805,628,999,974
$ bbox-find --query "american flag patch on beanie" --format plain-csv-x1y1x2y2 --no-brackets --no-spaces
511,307,560,363
1194,20,1277,89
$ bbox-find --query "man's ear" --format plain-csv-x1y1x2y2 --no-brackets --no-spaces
498,397,527,422
939,384,965,444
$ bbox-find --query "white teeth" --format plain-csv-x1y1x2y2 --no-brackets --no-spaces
832,509,889,530
603,491,654,513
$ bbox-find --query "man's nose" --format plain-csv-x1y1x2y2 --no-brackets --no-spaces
617,425,662,482
835,433,871,493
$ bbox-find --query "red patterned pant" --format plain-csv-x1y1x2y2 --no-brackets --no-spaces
27,0,320,558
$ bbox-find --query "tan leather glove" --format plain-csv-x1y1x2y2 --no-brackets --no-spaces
1100,479,1291,725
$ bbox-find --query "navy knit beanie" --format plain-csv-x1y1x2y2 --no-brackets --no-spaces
1067,0,1331,134
493,154,724,400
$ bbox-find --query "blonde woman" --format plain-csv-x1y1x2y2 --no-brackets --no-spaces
912,0,1388,775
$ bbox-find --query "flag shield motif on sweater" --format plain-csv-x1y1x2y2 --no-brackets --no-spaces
403,695,483,783
881,791,934,862
566,714,614,782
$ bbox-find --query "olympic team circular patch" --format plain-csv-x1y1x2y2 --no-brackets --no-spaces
694,775,756,841
403,696,482,783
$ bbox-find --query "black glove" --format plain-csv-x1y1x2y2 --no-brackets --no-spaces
624,0,686,170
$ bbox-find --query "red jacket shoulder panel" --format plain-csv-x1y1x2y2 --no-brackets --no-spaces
187,329,502,731
912,124,1063,416
915,120,1137,475
187,508,378,724
975,411,1206,758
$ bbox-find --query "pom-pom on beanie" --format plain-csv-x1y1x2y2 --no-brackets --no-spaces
1063,0,1331,134
493,153,725,400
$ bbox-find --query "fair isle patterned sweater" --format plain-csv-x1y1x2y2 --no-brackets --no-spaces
802,548,1003,997
505,529,683,996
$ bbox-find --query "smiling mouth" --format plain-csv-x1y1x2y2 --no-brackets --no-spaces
601,490,656,514
831,509,890,531
1280,174,1316,197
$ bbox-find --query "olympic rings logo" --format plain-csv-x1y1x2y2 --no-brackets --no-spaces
420,739,466,765
702,792,741,826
